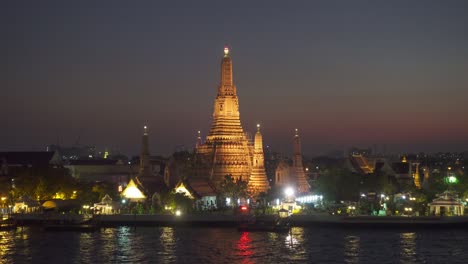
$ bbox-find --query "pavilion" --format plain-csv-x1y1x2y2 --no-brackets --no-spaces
428,190,464,216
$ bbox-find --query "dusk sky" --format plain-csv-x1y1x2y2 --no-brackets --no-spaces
2,1,468,157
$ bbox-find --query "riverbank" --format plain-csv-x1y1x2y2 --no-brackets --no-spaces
10,213,468,228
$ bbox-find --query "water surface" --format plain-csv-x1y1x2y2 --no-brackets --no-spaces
1,226,467,263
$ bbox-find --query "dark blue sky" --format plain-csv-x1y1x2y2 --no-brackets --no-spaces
2,1,468,157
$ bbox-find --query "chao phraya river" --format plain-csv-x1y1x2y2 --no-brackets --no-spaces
1,226,467,263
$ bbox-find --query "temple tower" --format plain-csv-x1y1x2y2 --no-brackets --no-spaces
196,47,252,184
275,160,290,187
293,129,310,193
422,166,431,190
195,130,202,149
413,162,421,189
248,124,270,194
139,125,152,178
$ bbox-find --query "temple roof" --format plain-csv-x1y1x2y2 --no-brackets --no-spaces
429,190,463,206
175,178,217,199
349,154,374,174
122,178,146,201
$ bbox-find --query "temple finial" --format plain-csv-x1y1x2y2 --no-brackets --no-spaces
196,130,202,149
224,45,229,57
295,128,299,136
256,123,261,132
143,125,148,135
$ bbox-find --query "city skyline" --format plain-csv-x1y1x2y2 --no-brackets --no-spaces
2,1,468,157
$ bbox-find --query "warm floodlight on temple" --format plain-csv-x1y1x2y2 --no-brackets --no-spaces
194,47,269,195
121,179,146,202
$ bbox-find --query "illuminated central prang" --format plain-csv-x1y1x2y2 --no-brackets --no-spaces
195,47,269,194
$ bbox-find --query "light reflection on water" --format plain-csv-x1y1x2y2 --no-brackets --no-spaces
400,232,417,264
344,235,360,264
236,232,253,264
1,226,468,263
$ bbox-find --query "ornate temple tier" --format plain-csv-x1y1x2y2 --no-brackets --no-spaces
248,125,270,194
196,47,253,184
293,129,310,194
195,47,270,195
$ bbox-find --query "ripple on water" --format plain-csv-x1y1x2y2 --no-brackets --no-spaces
1,226,468,263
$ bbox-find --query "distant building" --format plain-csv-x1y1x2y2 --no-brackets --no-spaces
46,144,96,160
0,151,62,169
65,159,133,185
347,153,424,189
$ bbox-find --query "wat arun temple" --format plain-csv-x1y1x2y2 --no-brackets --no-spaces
193,47,310,195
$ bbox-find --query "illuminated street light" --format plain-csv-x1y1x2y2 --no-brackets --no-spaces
175,210,182,216
447,176,458,184
285,187,295,197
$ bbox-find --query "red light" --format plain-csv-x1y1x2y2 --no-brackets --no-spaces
240,206,247,211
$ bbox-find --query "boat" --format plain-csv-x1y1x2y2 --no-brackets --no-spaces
43,219,98,232
43,223,97,232
237,215,290,233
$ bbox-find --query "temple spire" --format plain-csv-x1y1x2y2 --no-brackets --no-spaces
139,125,151,177
254,124,263,151
249,123,269,194
292,128,310,193
196,47,251,184
413,162,421,189
293,128,301,156
219,46,235,96
195,130,202,149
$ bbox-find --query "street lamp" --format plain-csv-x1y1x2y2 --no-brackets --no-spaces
285,187,295,197
404,207,413,216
